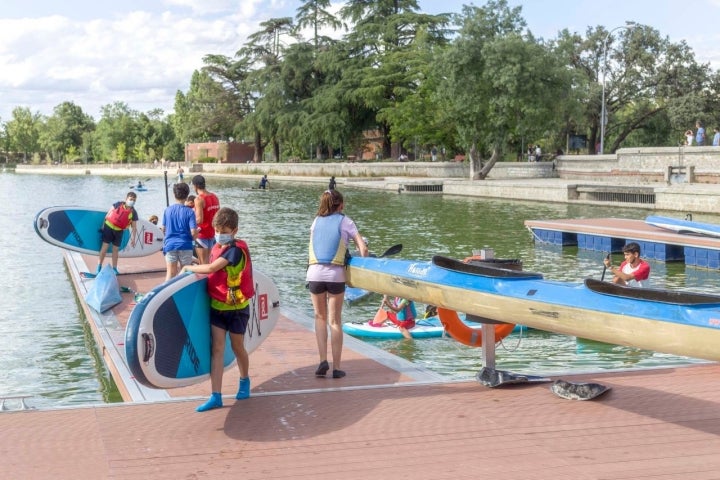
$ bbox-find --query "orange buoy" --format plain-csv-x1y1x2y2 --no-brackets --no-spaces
437,307,515,347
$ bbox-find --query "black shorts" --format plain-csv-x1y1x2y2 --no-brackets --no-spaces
101,224,124,247
307,281,346,295
210,307,249,335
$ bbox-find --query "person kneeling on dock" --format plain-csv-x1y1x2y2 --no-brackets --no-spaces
603,242,650,287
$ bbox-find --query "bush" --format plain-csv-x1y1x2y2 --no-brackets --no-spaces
196,156,217,163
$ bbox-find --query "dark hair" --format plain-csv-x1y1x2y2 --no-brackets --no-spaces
212,207,239,230
191,175,206,189
623,242,641,254
173,182,190,200
316,189,343,216
126,191,137,200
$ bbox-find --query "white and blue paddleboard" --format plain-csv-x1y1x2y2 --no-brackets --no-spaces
34,206,163,257
343,314,526,340
125,269,281,389
645,215,720,238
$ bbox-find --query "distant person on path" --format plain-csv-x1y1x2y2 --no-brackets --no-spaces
431,146,438,161
97,192,138,275
192,175,220,265
603,242,650,287
161,182,197,281
685,130,694,146
713,127,720,146
307,189,368,379
370,295,418,339
182,207,255,412
258,174,268,190
695,121,706,146
328,176,336,190
534,144,542,162
177,166,185,183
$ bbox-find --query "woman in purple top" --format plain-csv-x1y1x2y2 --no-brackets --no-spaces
306,190,368,379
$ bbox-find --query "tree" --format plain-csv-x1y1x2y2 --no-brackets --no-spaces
93,102,139,162
338,0,450,159
557,24,709,153
39,101,94,163
438,1,572,178
5,107,42,162
173,69,240,145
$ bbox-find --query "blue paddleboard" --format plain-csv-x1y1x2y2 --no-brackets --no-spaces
645,215,720,238
34,206,163,257
125,269,281,389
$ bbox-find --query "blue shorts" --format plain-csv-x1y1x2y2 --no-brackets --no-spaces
210,307,249,335
165,250,194,266
196,237,216,250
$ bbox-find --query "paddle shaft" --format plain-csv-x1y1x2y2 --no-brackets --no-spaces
601,253,610,281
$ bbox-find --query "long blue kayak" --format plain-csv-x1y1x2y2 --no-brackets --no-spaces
345,254,720,361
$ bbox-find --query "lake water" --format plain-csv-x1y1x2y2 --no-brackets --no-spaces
3,171,719,408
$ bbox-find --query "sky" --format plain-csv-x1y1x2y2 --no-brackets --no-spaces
2,0,720,122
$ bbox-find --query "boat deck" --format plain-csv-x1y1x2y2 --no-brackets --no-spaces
525,217,720,268
3,251,720,478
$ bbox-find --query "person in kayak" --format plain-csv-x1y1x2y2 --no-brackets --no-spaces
603,242,651,287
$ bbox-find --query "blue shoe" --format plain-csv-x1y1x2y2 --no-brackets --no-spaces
96,264,102,274
236,377,250,400
113,267,119,275
196,392,223,412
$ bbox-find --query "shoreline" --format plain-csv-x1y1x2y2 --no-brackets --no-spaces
14,163,720,214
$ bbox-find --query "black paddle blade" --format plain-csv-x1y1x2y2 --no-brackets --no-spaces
379,244,402,258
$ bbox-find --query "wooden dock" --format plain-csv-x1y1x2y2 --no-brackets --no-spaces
525,217,720,268
2,251,720,478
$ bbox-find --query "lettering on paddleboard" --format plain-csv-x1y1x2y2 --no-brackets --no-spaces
184,336,201,373
709,318,720,327
70,227,84,247
258,293,269,320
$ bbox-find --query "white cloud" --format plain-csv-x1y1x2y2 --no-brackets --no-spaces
0,2,290,121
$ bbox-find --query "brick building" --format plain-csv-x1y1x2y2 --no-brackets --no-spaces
185,141,255,163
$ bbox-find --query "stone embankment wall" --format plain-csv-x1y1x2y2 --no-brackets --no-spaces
556,146,720,184
13,146,720,184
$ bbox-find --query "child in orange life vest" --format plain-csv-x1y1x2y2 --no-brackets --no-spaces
97,192,138,274
181,207,255,412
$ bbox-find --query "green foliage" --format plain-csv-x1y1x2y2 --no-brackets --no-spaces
196,156,218,163
2,0,720,169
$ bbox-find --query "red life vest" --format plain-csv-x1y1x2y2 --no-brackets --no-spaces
207,239,255,309
105,203,134,230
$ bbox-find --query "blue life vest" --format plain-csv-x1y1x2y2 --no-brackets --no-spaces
308,214,346,266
